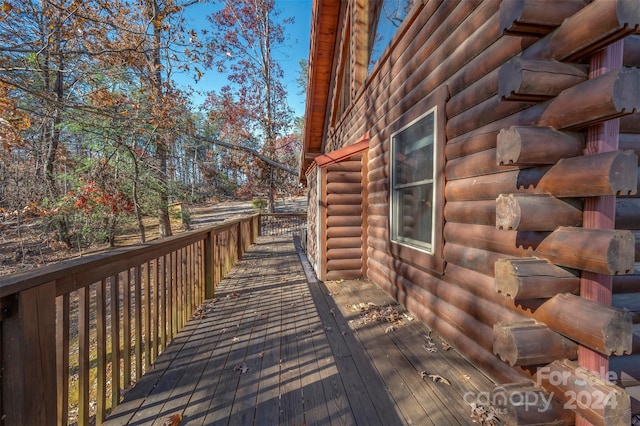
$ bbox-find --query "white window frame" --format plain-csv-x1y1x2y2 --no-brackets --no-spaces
389,107,438,253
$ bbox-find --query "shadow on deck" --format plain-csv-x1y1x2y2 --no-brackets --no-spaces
105,236,496,425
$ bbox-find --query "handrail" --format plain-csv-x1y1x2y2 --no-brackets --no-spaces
0,214,261,425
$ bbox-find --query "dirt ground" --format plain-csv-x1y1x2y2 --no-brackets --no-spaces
0,196,306,278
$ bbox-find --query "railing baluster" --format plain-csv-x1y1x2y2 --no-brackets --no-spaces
96,279,107,424
56,293,69,426
153,258,159,362
160,256,167,352
78,287,90,426
166,253,173,343
122,270,132,390
144,262,152,371
134,265,143,382
110,274,121,410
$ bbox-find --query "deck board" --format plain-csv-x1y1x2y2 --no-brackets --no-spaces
105,236,497,425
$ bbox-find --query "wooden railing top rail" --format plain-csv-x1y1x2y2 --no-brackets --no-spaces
0,214,260,298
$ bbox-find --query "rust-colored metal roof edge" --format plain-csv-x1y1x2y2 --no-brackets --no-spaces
305,133,370,177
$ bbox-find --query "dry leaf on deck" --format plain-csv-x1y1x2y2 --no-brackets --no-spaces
232,337,240,342
162,413,182,426
385,325,396,333
441,341,452,351
234,362,249,374
420,371,451,385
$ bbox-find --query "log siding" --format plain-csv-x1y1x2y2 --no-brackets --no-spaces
302,0,640,422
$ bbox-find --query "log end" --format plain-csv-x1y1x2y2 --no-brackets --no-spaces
604,309,634,355
613,68,640,118
496,194,520,230
494,258,522,298
496,127,522,166
611,150,638,196
608,230,636,275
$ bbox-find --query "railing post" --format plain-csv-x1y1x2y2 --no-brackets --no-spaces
2,282,57,425
204,230,214,299
258,213,263,237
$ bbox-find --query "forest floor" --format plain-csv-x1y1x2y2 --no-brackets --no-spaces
0,196,306,278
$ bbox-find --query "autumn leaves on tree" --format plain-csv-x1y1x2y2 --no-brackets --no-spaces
0,0,302,248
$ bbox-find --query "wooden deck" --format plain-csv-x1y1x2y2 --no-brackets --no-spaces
105,236,497,425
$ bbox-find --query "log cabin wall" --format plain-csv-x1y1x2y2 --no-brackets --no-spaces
306,165,319,274
325,154,364,280
302,0,640,422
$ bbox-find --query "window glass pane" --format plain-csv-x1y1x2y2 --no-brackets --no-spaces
390,109,436,251
393,114,434,185
369,0,415,73
396,184,433,246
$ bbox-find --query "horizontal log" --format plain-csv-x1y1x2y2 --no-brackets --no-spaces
444,223,545,257
446,68,498,119
624,36,640,68
327,204,362,216
535,227,636,275
496,194,582,231
445,129,499,160
445,148,519,180
617,198,640,230
491,383,575,425
446,150,638,201
326,171,362,184
366,214,388,229
536,67,640,130
326,193,362,206
326,215,362,228
446,95,535,140
493,320,578,366
326,226,362,239
443,200,496,226
326,160,362,173
497,126,584,165
499,58,588,101
326,237,362,249
613,275,640,294
500,0,588,36
533,293,633,355
443,243,509,277
495,258,579,299
613,293,640,323
326,258,361,271
325,269,363,281
522,0,640,62
326,247,361,261
444,222,548,257
534,359,630,426
609,354,640,387
326,182,362,195
621,113,640,134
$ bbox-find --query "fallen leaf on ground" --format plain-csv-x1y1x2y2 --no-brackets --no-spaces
385,325,397,333
461,374,471,382
234,362,249,374
441,341,452,351
232,337,240,342
227,291,240,298
422,344,437,353
162,413,182,426
420,371,451,385
258,351,264,358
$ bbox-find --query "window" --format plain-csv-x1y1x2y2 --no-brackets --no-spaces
368,0,415,74
387,86,446,274
390,109,436,252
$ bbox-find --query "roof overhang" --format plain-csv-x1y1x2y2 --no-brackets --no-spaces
299,0,342,183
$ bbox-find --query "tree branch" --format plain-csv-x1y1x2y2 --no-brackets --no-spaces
190,133,296,176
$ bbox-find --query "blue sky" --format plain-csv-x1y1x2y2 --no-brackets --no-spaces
180,0,312,118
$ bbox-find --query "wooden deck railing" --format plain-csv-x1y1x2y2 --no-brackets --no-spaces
0,214,263,426
258,212,307,237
